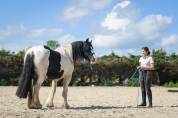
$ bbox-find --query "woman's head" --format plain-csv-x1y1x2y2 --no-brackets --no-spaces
141,47,150,56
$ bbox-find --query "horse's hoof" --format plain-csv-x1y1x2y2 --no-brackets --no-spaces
46,102,54,108
28,104,42,109
61,103,70,109
38,103,42,108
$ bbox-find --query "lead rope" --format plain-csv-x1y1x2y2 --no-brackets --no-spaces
128,69,140,108
135,69,140,109
137,80,140,109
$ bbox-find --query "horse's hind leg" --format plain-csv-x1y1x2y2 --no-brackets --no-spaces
28,76,44,109
45,80,57,108
62,75,72,109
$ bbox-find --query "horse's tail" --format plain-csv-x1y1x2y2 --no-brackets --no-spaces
16,51,34,99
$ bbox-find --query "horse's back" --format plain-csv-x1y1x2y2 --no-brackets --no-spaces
25,45,74,79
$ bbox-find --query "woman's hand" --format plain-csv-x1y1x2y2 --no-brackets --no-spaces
137,66,141,69
141,64,154,70
141,65,147,70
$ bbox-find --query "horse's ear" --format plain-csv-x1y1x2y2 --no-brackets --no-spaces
86,38,89,43
90,40,92,43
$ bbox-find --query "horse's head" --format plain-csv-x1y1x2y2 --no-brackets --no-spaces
82,38,95,62
71,38,95,63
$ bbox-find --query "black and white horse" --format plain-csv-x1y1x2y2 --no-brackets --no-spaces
16,38,95,109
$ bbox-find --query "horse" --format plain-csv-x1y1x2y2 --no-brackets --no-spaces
16,38,95,109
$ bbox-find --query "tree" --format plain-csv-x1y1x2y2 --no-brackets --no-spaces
152,48,167,62
0,49,11,57
169,53,178,63
16,49,25,57
46,40,60,50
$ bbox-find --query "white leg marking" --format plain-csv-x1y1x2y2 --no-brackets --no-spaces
62,75,72,109
46,80,57,107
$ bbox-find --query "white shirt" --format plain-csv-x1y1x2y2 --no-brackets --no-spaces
139,56,154,67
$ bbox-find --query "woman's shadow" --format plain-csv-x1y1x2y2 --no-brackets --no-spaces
68,105,178,110
41,105,178,110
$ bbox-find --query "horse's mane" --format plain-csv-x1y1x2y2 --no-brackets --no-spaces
71,41,85,62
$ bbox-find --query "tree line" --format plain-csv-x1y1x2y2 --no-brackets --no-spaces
0,40,178,86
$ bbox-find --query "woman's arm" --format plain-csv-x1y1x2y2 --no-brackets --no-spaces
141,63,154,70
137,63,141,69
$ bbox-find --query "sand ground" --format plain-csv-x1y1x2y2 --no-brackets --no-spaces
0,86,178,118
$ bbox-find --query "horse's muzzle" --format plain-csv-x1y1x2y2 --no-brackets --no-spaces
90,57,96,64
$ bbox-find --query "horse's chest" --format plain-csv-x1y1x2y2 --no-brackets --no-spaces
46,49,64,79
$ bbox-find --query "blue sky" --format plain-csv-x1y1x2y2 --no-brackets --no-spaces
0,0,178,56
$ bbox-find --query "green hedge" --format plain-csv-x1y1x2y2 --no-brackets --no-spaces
124,77,140,87
163,81,178,88
0,49,178,86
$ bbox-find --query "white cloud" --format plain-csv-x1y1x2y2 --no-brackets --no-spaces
101,12,131,30
60,7,88,21
0,24,63,39
101,0,133,31
161,34,178,47
113,0,131,9
57,34,77,44
94,1,173,53
94,48,137,57
59,0,111,21
93,29,138,49
0,24,64,51
94,34,119,48
27,28,63,38
114,48,137,56
0,24,25,39
138,15,172,40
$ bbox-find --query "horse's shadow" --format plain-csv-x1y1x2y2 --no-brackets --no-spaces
41,105,178,110
69,106,139,110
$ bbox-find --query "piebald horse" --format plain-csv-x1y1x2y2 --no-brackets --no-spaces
16,38,95,109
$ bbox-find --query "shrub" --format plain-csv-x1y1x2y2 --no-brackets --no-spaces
124,77,140,87
0,79,9,86
163,81,178,88
99,79,113,86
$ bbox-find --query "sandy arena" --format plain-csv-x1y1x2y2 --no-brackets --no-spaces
0,86,178,118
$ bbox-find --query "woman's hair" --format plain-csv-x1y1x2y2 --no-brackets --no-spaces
142,47,150,55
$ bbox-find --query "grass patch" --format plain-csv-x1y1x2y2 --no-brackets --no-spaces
163,81,178,88
124,77,140,87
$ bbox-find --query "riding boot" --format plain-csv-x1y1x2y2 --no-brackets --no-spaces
138,91,146,106
147,92,152,108
146,71,152,108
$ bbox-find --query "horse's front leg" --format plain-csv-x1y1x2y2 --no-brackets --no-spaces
45,80,57,108
62,75,72,109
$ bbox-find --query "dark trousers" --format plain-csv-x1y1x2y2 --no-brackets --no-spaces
139,70,153,105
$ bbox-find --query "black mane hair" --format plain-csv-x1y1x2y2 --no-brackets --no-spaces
71,41,85,62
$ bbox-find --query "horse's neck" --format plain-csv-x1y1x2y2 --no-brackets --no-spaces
55,44,74,64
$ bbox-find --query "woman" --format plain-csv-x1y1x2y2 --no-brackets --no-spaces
138,47,154,108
